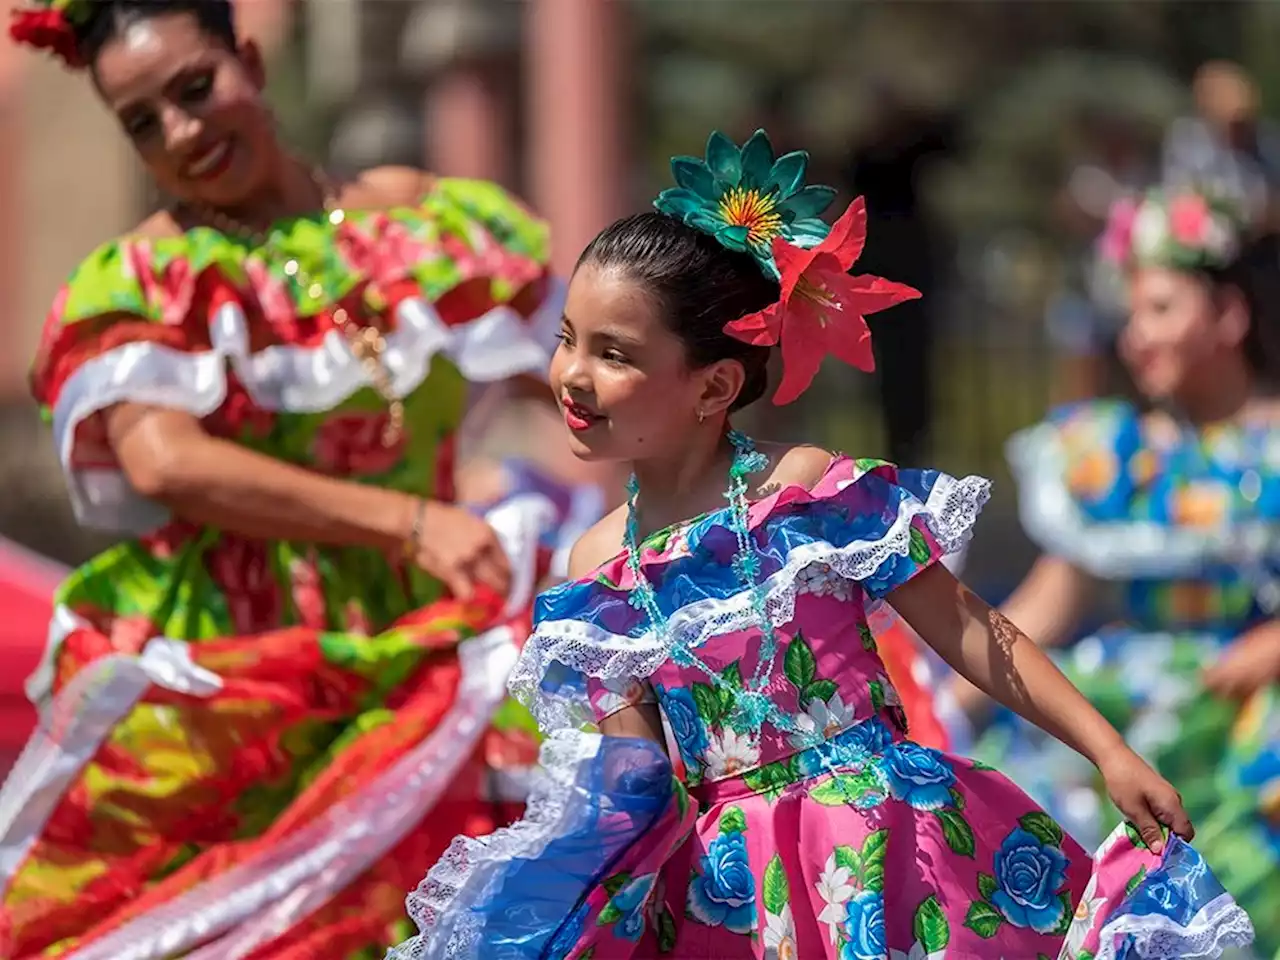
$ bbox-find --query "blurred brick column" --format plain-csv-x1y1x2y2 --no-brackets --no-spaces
526,0,625,275
425,66,511,185
522,0,626,498
405,0,518,187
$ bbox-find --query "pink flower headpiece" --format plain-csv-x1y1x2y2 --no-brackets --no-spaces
1097,189,1244,272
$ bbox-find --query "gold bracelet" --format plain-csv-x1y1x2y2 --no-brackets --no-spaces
402,498,427,562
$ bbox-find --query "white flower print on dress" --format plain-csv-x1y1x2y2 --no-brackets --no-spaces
795,562,855,602
703,728,761,779
1063,873,1107,958
889,944,946,960
763,903,798,960
789,693,856,749
815,854,856,944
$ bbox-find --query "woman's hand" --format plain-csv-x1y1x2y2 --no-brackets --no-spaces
1098,745,1193,854
1203,620,1280,699
413,501,512,601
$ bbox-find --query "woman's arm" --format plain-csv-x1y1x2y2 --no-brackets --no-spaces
1204,618,1280,698
1000,554,1093,649
109,404,413,546
890,563,1191,849
107,403,511,598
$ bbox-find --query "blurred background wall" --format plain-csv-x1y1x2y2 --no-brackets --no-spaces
5,0,1280,598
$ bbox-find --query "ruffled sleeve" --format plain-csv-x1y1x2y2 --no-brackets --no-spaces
30,237,246,533
29,178,563,532
509,455,991,733
1007,400,1278,578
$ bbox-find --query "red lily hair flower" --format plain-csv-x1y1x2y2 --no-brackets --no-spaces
9,7,85,69
723,197,921,405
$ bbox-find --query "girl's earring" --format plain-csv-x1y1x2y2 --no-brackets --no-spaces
697,410,706,424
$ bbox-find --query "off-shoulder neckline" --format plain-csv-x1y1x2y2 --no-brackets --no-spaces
567,452,856,587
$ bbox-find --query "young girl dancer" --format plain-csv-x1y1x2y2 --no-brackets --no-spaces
390,131,1254,959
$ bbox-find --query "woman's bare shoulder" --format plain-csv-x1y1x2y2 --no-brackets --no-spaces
343,166,434,210
124,210,185,242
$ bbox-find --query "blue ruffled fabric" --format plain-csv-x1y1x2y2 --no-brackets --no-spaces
392,735,676,960
1103,837,1254,958
535,462,973,637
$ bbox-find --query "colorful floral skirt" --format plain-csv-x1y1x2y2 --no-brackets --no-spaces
972,626,1280,959
394,721,1254,959
0,579,538,960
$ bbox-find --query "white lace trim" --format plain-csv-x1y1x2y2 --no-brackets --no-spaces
387,728,605,960
52,281,565,533
509,472,991,732
1008,422,1280,579
57,628,519,960
1086,892,1255,960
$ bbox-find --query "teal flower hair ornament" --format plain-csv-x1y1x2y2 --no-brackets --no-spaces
655,128,921,406
654,129,837,280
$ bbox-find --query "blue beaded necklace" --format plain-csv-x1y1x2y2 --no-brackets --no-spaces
624,430,799,737
623,430,887,802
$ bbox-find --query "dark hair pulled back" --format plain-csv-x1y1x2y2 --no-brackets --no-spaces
1205,232,1280,383
577,212,779,411
75,0,237,68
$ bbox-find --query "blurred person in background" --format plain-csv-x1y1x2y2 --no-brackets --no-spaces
1045,110,1154,402
1163,60,1280,231
0,0,597,957
841,80,958,465
954,189,1280,956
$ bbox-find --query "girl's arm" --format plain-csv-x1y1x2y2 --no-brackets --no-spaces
600,702,667,746
564,523,668,749
950,554,1093,721
889,562,1192,850
106,403,511,599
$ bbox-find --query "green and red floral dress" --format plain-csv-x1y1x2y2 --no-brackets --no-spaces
0,178,565,960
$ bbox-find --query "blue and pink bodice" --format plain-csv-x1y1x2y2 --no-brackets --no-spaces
511,457,991,792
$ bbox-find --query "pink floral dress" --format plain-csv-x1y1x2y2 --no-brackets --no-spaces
394,457,1254,960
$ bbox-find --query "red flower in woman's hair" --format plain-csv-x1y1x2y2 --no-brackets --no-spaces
723,197,921,405
9,8,85,68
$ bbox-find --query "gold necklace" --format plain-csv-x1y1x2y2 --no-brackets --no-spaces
184,170,403,446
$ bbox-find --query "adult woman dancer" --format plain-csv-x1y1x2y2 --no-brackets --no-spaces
390,131,1254,959
0,1,584,957
959,189,1280,957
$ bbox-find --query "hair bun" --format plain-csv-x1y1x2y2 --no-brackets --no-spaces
9,7,86,68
